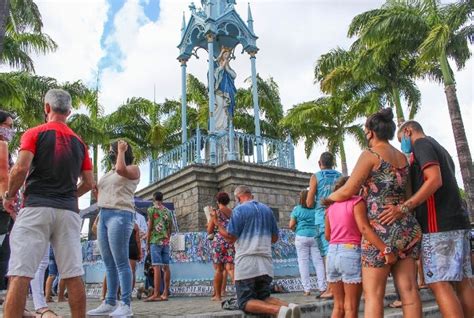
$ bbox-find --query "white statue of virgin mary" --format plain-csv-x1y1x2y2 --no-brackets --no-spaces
214,47,237,133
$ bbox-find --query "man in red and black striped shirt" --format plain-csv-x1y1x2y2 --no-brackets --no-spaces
2,89,94,318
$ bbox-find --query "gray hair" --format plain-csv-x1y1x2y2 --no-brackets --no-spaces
44,89,72,115
234,185,252,197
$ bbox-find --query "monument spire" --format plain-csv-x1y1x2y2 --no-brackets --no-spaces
247,2,254,33
181,12,186,37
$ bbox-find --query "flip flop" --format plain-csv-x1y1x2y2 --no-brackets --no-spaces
23,309,36,318
388,300,402,308
143,296,162,302
35,309,62,318
160,296,169,301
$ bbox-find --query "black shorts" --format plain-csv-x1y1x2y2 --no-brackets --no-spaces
235,275,272,311
129,244,139,261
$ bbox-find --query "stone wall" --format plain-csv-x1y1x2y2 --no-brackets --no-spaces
136,161,312,231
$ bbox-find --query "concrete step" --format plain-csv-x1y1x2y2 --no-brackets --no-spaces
292,289,436,318
384,300,440,318
193,289,438,317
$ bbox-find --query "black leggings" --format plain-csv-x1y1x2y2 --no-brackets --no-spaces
0,233,11,290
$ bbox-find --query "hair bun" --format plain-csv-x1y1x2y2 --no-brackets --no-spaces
379,108,394,122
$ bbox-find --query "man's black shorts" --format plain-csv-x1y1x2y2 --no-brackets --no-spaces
235,274,272,310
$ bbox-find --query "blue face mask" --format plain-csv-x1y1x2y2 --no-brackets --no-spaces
401,134,412,154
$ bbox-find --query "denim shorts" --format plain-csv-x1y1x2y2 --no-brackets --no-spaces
150,244,170,265
235,275,272,311
48,247,58,276
421,229,473,284
326,243,362,284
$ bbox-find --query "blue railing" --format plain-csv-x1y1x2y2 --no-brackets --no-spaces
149,129,295,184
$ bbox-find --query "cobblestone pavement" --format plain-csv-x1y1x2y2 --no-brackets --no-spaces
3,288,440,317
19,293,330,317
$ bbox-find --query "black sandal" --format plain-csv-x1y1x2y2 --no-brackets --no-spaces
35,309,60,318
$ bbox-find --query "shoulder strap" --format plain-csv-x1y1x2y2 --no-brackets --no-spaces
367,148,382,160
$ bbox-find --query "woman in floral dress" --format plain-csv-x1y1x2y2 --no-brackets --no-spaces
207,192,235,301
327,108,422,318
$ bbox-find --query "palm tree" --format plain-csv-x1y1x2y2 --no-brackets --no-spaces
349,0,474,211
0,72,87,149
237,76,285,139
1,0,57,72
280,94,366,176
186,73,285,139
104,97,179,164
67,87,108,193
315,47,422,126
0,0,9,55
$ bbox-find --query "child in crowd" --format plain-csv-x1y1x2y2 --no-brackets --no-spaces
324,177,396,318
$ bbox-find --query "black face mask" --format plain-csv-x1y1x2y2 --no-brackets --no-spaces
108,151,117,164
365,132,373,148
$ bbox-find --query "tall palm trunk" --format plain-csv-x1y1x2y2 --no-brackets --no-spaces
339,136,348,176
0,0,9,55
440,51,473,213
392,87,405,127
92,144,98,194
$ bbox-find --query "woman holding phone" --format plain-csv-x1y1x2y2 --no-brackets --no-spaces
207,192,235,301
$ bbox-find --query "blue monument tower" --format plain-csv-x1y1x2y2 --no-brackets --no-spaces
144,2,302,229
177,0,262,165
148,0,296,183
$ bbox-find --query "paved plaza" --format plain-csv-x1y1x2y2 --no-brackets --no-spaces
9,288,440,318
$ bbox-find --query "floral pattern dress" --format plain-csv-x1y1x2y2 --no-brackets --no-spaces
211,210,235,264
362,149,422,268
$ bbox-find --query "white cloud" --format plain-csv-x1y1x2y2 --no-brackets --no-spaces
30,0,109,83
99,0,472,189
7,0,473,197
104,0,148,59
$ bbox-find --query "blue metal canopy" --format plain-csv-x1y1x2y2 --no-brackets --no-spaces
177,0,258,61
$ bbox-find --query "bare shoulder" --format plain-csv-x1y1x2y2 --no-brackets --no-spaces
358,149,377,162
394,148,409,165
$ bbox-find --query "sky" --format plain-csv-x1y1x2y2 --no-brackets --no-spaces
8,0,474,208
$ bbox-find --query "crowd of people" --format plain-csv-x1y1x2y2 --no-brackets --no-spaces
0,88,471,318
287,108,473,318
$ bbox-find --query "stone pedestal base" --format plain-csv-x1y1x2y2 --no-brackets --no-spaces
136,161,312,232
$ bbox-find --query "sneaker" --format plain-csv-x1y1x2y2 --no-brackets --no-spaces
87,301,118,316
288,303,301,318
277,306,292,318
109,302,133,317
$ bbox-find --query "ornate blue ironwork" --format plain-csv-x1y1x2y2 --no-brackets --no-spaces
177,0,262,165
149,129,296,183
148,1,295,184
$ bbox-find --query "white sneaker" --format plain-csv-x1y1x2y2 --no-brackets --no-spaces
109,302,133,317
278,306,292,318
87,301,118,316
289,303,301,318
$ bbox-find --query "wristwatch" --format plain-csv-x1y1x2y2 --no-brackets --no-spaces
382,246,392,255
400,204,410,214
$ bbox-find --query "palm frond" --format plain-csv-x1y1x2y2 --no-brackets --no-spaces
418,23,450,62
446,25,472,70
9,0,43,32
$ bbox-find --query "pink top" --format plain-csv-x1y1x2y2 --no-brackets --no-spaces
327,196,364,245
